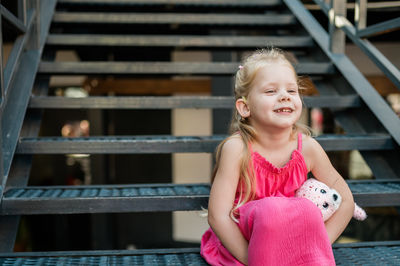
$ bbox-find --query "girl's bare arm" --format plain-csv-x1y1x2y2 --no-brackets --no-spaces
208,137,249,265
304,136,355,243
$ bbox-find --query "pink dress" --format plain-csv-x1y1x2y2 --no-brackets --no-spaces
201,133,335,266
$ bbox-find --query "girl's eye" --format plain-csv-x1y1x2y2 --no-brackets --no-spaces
287,89,298,94
265,90,275,94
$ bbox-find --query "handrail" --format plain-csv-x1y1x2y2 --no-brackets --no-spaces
312,0,400,90
284,0,400,146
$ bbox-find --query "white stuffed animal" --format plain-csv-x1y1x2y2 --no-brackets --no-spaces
295,178,367,221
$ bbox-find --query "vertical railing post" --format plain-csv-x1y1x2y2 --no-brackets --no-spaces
18,0,27,26
0,8,4,104
329,0,347,53
26,0,40,50
355,0,367,32
0,0,4,200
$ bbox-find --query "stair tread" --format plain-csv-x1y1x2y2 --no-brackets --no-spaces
16,134,394,154
57,0,281,7
52,12,295,25
46,34,314,48
37,61,335,75
2,180,400,214
28,95,361,109
1,242,399,265
4,180,400,198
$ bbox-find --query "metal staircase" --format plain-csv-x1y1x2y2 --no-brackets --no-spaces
1,0,399,265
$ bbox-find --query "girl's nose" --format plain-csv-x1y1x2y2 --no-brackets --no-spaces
278,90,290,101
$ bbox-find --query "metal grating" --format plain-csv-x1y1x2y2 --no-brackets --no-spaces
4,184,211,199
56,0,282,7
4,181,400,200
0,254,208,266
0,244,400,265
334,245,400,265
2,180,400,215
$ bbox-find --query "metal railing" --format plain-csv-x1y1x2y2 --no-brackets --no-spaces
0,0,56,203
313,0,400,89
0,1,40,103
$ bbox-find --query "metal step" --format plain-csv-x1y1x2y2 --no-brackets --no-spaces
16,134,394,155
2,180,400,215
28,95,361,109
1,242,400,265
46,34,314,48
1,183,210,215
52,12,295,26
37,62,335,75
56,0,282,7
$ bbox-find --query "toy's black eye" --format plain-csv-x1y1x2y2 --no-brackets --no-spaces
323,202,329,209
320,189,327,194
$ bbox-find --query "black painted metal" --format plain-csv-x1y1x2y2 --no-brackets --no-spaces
0,242,399,265
28,95,361,109
2,183,210,214
1,0,399,261
37,62,335,75
0,4,26,34
0,1,56,204
3,10,34,96
312,0,400,91
0,76,50,252
284,0,400,145
1,180,399,215
52,12,296,25
57,0,281,7
356,17,400,38
316,77,400,180
46,34,314,48
16,134,394,154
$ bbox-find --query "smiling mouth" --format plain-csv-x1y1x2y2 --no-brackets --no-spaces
274,108,293,113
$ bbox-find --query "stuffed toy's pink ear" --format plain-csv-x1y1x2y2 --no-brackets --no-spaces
353,203,367,221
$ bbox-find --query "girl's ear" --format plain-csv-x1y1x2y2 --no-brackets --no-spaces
236,98,250,118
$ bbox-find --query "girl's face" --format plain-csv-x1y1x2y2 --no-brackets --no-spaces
244,62,302,131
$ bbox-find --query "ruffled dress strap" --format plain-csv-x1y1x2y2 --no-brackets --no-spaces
297,132,302,152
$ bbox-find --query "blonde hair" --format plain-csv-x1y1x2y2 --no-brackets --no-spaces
211,48,310,221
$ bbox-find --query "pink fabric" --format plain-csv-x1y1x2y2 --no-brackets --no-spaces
201,133,336,265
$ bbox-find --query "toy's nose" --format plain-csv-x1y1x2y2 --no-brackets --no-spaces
333,194,338,201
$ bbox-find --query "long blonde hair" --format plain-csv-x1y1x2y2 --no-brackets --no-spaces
211,48,310,220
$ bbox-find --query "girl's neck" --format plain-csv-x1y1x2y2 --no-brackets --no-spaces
254,127,295,151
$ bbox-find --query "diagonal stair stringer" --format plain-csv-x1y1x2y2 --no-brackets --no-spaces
284,0,400,145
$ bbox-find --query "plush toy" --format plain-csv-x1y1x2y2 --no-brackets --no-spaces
295,178,367,221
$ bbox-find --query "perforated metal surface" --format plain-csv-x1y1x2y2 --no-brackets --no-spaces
2,180,400,215
1,244,400,265
334,245,400,265
0,253,208,266
4,184,210,199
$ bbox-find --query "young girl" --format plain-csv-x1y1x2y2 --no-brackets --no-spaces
201,48,355,266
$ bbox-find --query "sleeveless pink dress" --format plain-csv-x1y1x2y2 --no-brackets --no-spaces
201,133,335,266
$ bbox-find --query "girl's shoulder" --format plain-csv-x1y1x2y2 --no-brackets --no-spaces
222,134,245,154
301,133,322,154
301,133,327,170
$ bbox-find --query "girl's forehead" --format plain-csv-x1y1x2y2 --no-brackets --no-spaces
253,63,297,83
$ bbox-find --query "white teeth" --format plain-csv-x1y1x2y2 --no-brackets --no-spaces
275,108,292,113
